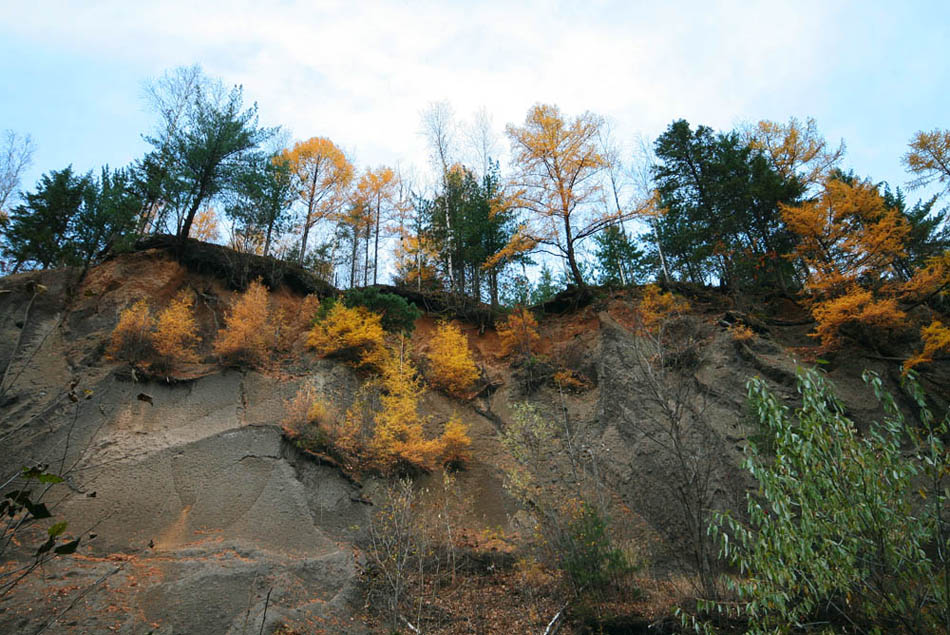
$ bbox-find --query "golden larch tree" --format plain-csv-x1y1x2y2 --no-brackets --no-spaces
745,117,844,191
426,320,480,396
152,290,201,370
505,104,635,288
281,137,353,263
353,166,398,285
904,128,950,195
782,177,910,348
497,307,541,359
372,343,443,472
213,280,272,367
108,300,154,364
307,302,386,368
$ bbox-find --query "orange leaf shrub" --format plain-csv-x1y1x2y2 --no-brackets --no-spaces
426,321,480,396
272,294,321,353
905,320,950,372
213,280,272,367
108,300,153,364
728,323,757,342
440,413,472,468
810,286,905,350
497,307,541,358
151,290,201,370
553,369,589,392
307,302,386,368
372,344,443,472
281,382,363,466
638,284,689,332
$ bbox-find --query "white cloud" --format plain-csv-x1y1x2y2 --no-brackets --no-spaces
2,0,945,195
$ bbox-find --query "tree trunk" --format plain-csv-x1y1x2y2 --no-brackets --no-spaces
373,198,381,285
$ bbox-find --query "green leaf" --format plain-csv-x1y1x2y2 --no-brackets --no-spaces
47,521,68,537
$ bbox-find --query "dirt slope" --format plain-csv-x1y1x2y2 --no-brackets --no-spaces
1,252,943,633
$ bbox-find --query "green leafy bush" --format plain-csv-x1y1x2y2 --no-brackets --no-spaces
342,287,421,334
698,368,950,633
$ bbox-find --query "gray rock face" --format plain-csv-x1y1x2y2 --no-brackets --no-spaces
0,276,370,634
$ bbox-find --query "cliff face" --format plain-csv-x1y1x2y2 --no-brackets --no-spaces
0,252,938,633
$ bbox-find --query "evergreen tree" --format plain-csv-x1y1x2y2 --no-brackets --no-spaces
4,167,93,270
592,224,650,286
224,152,296,257
652,120,803,290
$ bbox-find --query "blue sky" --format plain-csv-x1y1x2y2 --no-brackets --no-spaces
1,0,947,205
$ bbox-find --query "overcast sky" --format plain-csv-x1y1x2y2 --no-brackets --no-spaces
2,1,947,203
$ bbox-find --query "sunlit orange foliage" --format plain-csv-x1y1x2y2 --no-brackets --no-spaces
307,302,386,367
497,307,541,358
426,321,480,395
440,413,472,468
272,294,321,352
904,128,950,192
213,280,272,367
638,284,690,332
745,117,843,190
190,207,220,243
281,136,354,260
810,287,905,350
151,290,201,369
372,343,443,472
108,300,153,364
905,320,950,372
782,178,908,301
728,324,757,342
553,369,588,392
902,252,950,303
394,234,441,289
782,177,917,349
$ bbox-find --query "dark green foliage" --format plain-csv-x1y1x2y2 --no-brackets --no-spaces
3,167,91,270
652,120,803,290
530,264,559,305
224,151,296,257
425,161,518,304
342,287,421,334
698,368,950,633
3,166,140,271
140,75,275,242
592,224,650,286
882,185,950,279
73,166,142,268
560,502,635,598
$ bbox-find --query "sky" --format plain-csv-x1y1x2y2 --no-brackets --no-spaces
1,0,948,206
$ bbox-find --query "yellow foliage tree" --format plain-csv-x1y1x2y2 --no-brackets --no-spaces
745,117,844,191
213,280,272,367
810,287,905,350
638,284,690,332
905,320,950,372
505,104,639,289
426,321,480,395
782,177,909,302
353,166,398,285
782,177,911,349
497,307,541,359
372,343,443,473
152,290,201,370
904,128,950,195
307,302,386,367
440,413,472,468
281,137,354,263
190,207,220,242
108,300,154,364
